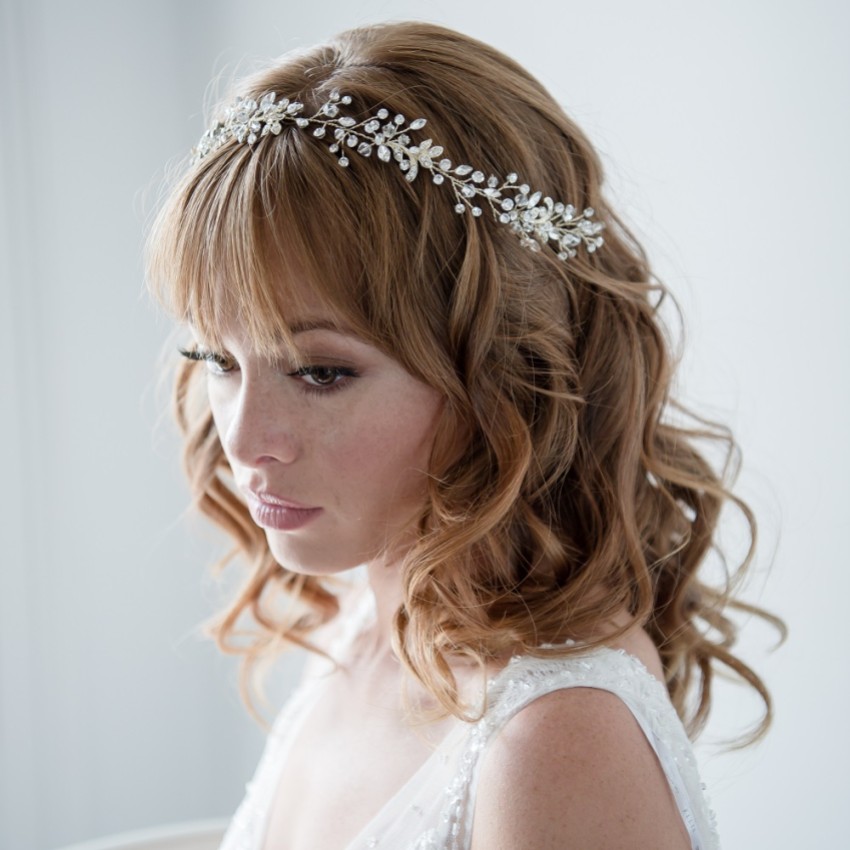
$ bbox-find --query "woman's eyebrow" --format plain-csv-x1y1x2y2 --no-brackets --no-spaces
288,318,354,336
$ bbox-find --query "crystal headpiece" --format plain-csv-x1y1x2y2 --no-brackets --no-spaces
193,90,604,261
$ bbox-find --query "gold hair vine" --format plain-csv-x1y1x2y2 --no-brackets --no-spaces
193,90,604,261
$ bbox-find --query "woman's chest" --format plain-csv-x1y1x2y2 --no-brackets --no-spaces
260,672,456,850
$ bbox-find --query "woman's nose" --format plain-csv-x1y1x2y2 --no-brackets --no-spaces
217,377,299,468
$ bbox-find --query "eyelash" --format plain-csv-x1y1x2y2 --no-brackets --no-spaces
178,347,358,394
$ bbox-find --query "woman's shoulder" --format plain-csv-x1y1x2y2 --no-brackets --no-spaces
470,679,692,849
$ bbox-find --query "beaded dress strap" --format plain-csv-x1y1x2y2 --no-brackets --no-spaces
421,647,719,850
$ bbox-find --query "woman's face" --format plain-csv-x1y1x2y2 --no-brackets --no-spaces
194,290,444,576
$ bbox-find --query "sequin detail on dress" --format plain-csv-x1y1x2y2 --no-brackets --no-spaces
219,620,719,850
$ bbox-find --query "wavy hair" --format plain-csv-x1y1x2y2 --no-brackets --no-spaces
147,21,782,741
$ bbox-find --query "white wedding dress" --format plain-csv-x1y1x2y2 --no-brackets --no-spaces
219,594,720,850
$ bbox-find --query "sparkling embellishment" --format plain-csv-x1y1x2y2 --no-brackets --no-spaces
214,592,718,850
192,90,604,261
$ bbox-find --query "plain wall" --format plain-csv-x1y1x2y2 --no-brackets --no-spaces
1,0,847,847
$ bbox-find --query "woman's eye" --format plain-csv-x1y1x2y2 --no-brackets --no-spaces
179,347,237,374
289,365,357,389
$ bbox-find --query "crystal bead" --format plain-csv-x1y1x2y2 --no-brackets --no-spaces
341,95,352,104
471,207,482,217
313,126,326,138
410,117,427,130
394,114,405,125
338,156,349,167
455,165,473,176
433,174,445,184
439,158,452,170
364,119,381,134
471,171,485,183
338,116,356,127
377,108,389,119
357,143,372,157
377,145,391,162
455,204,465,214
295,118,308,128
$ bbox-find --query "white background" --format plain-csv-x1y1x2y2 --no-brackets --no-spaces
1,1,847,847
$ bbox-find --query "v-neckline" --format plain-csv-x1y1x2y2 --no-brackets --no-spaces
255,669,470,850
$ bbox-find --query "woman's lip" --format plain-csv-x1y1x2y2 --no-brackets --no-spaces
248,490,316,510
246,492,322,531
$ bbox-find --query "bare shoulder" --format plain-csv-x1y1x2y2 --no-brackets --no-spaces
470,686,691,850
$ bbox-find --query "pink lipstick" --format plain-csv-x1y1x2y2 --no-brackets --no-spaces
246,492,322,531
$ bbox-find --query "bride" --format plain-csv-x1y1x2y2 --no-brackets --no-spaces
147,20,778,849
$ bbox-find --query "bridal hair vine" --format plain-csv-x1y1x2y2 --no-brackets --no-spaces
193,90,605,261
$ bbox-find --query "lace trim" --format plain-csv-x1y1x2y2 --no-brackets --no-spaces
413,647,719,850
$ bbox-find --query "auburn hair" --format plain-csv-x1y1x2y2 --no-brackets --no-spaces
147,20,781,741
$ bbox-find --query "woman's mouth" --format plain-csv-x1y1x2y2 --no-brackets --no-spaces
245,491,323,531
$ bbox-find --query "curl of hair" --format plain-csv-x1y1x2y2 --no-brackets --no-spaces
147,21,783,740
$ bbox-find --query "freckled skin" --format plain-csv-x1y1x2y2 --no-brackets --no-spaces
204,316,443,579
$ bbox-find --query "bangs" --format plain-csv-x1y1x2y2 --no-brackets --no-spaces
146,126,390,358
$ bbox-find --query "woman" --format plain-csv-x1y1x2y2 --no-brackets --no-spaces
147,20,778,850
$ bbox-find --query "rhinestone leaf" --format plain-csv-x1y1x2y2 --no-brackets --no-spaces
191,90,603,263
